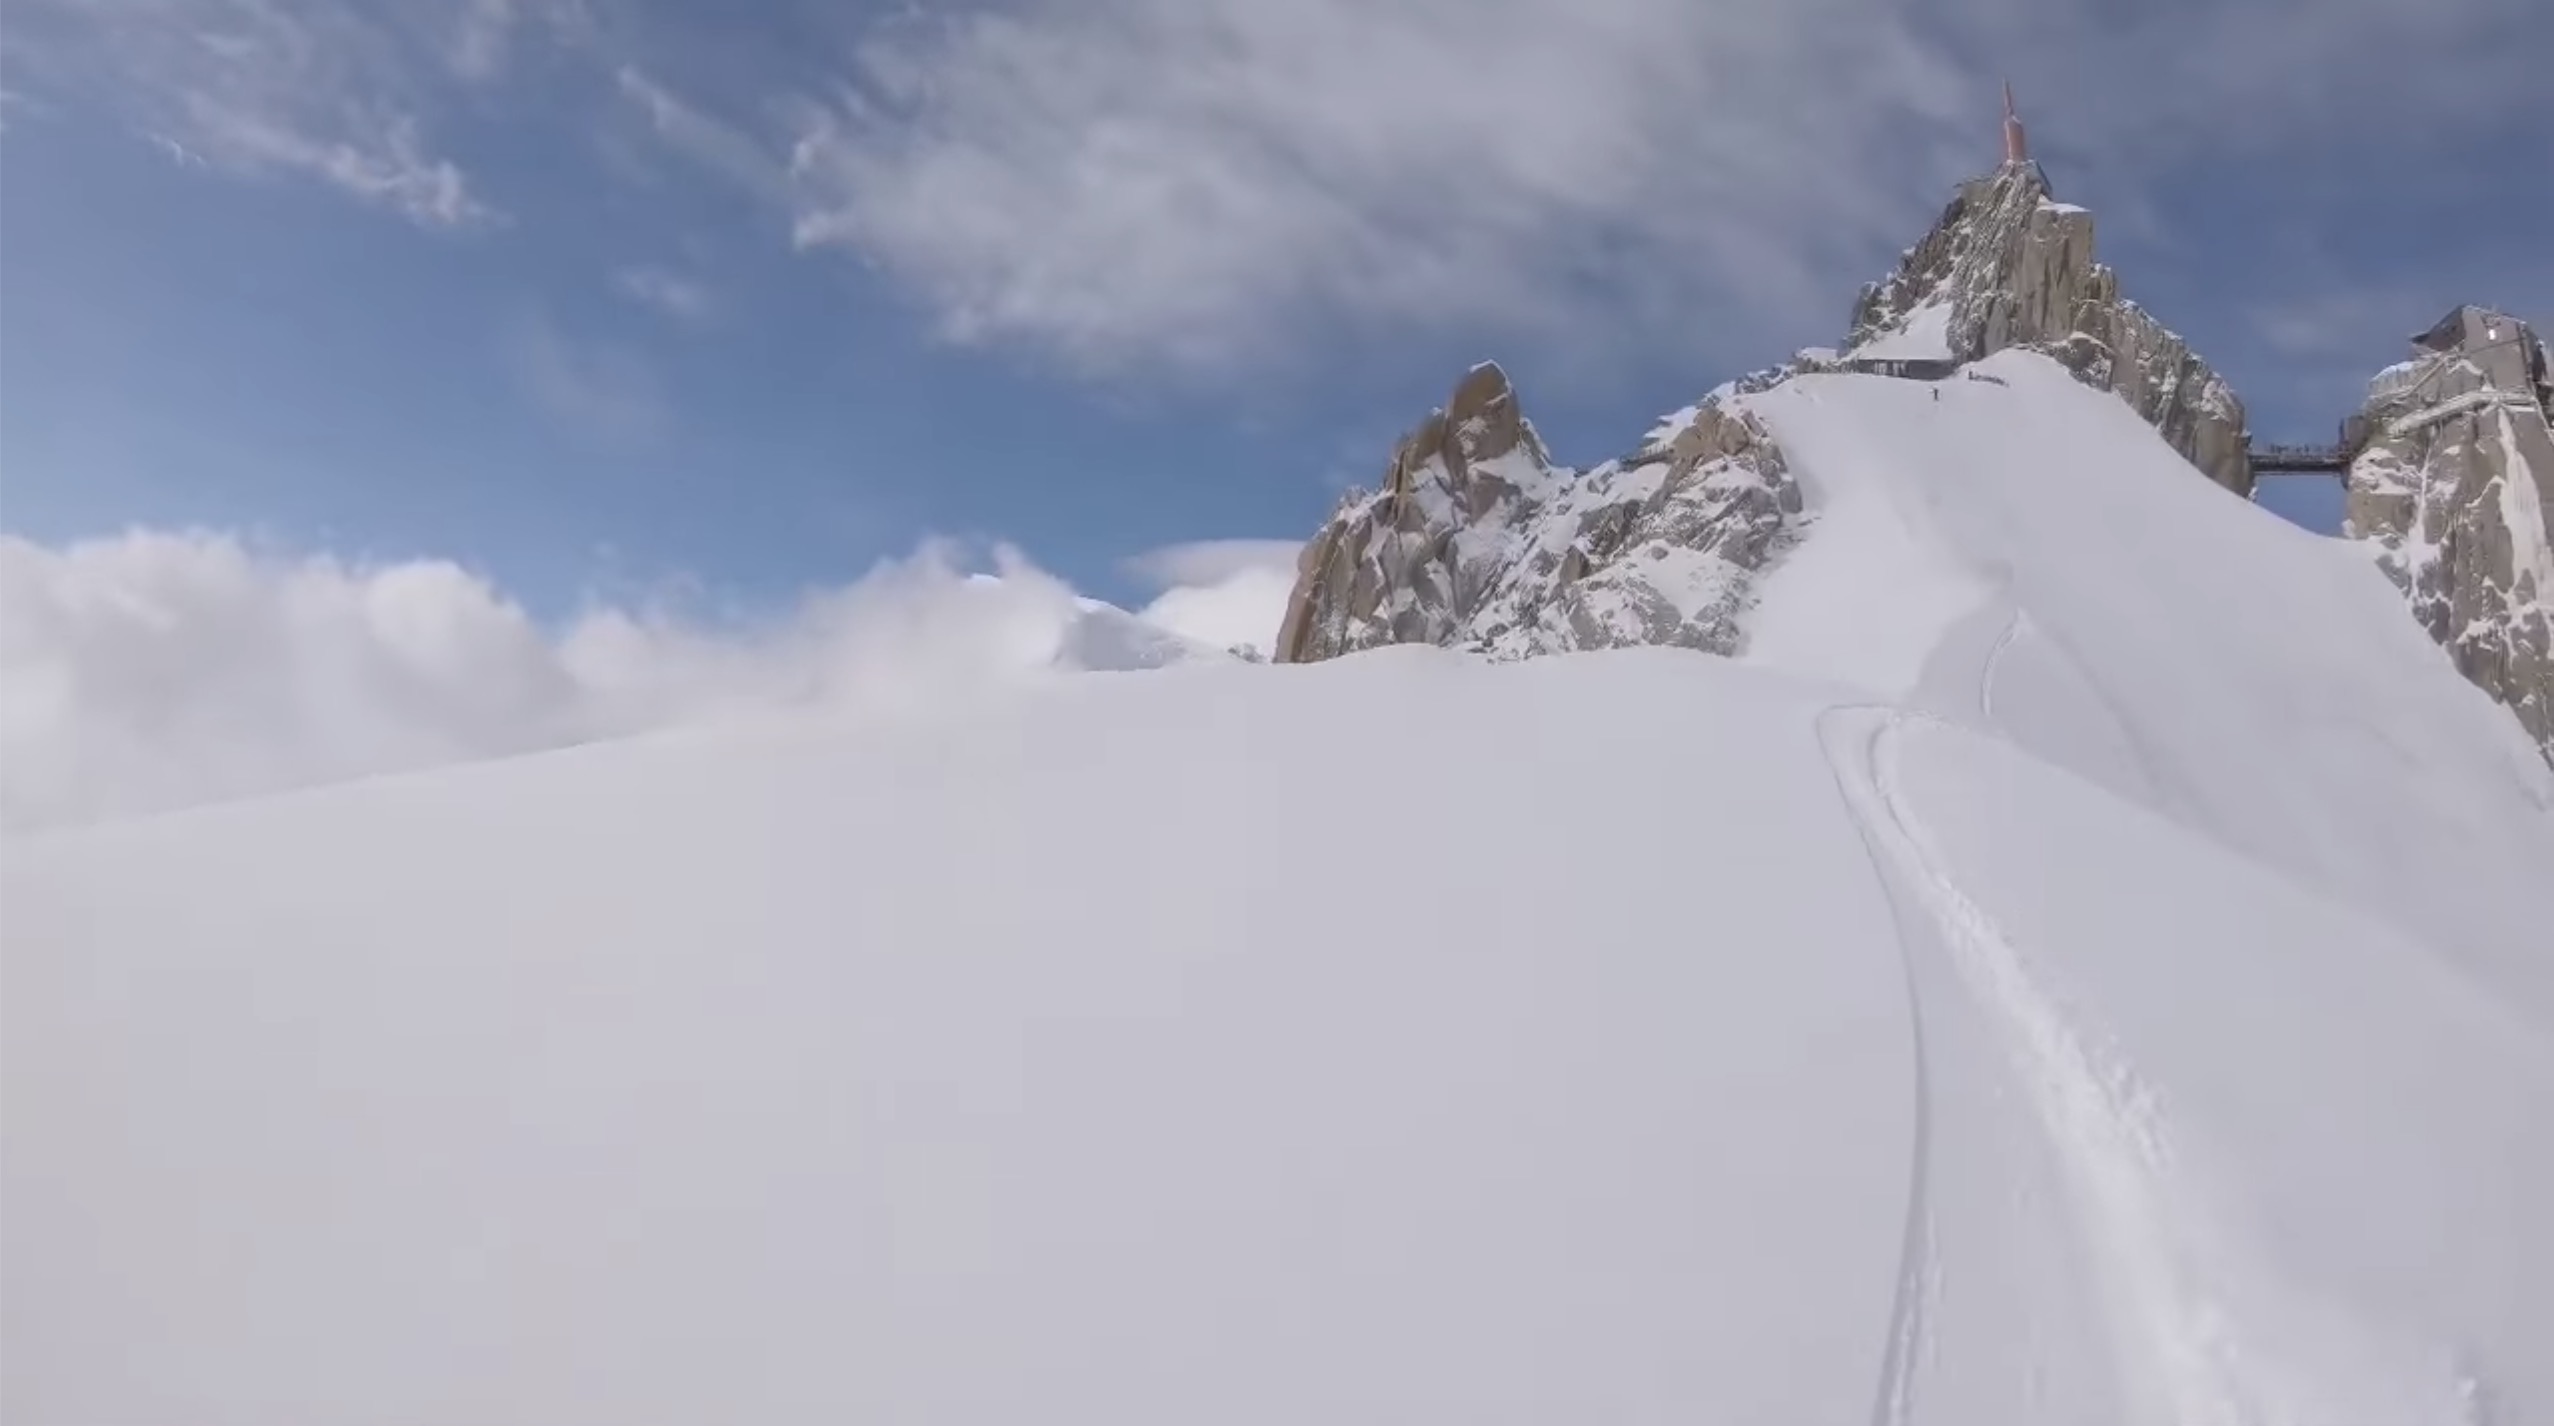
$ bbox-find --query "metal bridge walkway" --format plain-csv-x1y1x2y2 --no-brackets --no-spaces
2249,443,2352,474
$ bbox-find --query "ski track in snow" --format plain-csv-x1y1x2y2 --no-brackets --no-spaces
1811,709,1938,1426
1779,374,2513,1422
1977,607,2023,722
1817,567,2308,1424
1823,699,2298,1424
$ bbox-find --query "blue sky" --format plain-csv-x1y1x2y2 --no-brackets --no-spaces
3,0,2548,616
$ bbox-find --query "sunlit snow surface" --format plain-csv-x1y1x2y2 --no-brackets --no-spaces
1844,299,1956,362
8,353,2552,1424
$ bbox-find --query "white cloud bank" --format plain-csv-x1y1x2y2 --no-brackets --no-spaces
1124,539,1301,659
0,529,1270,834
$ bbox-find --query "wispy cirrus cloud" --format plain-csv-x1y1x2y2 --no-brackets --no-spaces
579,0,2534,390
185,103,486,227
774,0,1977,382
0,0,584,227
1944,0,2545,174
612,265,714,322
2236,218,2550,369
500,310,666,446
613,64,792,207
0,83,49,133
2249,291,2426,364
447,0,590,83
10,0,2545,393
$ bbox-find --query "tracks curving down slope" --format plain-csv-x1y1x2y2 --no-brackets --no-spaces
1817,593,2312,1423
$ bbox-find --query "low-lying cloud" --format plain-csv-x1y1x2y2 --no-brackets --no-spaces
1124,539,1301,659
0,529,1254,834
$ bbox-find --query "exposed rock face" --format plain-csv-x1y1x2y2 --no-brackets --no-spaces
1273,160,2255,669
1849,162,2253,497
1271,363,1557,662
2345,319,2554,761
1273,366,1802,664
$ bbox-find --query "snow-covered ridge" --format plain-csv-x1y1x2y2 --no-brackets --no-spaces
1276,157,2266,677
14,348,2554,1423
1276,162,2552,766
1286,338,2554,971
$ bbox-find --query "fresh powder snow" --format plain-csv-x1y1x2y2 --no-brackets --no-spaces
8,353,2552,1425
1845,300,1956,362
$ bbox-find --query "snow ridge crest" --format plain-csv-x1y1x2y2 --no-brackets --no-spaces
1273,159,2252,668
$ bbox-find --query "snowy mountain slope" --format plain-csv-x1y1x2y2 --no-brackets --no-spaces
9,635,2554,1424
6,651,1926,1426
1826,703,2553,1422
1735,353,2554,1005
1748,356,2554,1414
1888,714,2552,1422
11,360,2554,1422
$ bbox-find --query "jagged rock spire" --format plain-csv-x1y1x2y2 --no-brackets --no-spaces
1271,364,1801,665
1845,159,2252,495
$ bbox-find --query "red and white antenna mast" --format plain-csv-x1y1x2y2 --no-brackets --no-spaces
2002,80,2030,165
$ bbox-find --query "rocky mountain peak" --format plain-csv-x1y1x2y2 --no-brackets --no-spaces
1845,161,2253,496
1442,361,1536,464
1847,159,2058,357
1272,364,1555,664
1272,359,1798,666
1272,138,2264,670
1267,116,2549,769
1376,360,1552,524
